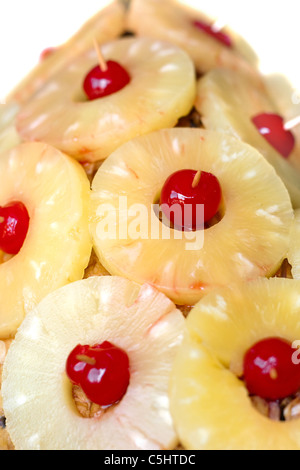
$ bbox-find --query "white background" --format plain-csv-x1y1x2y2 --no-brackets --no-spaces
0,0,299,101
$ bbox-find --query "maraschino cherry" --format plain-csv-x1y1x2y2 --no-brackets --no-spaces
66,341,130,407
192,19,232,47
39,47,56,62
160,169,222,231
243,337,300,401
83,41,131,101
252,113,295,158
0,201,30,255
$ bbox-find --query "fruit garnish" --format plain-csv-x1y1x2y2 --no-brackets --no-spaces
160,169,222,230
195,68,300,207
16,37,196,162
192,19,232,47
243,337,300,401
252,113,295,159
91,128,293,306
169,278,300,450
83,60,131,101
2,276,185,450
39,47,56,62
0,202,29,255
83,40,131,101
66,341,130,407
0,142,92,339
7,1,126,104
127,0,259,78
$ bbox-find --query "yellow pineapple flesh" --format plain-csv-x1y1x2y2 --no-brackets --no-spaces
1,0,299,452
0,102,19,133
127,0,260,80
0,142,92,339
5,1,126,105
195,68,300,207
2,276,185,450
90,128,293,306
170,277,300,450
16,36,196,162
0,102,21,155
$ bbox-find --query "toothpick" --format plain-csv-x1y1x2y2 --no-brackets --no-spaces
192,171,201,188
76,354,96,365
93,38,108,72
284,115,300,131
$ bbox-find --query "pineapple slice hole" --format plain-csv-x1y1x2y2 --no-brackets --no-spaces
62,373,112,420
216,359,300,423
0,252,13,264
71,383,119,420
229,355,299,423
249,390,300,422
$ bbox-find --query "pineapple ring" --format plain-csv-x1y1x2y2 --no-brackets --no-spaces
0,142,92,339
16,36,196,162
6,1,126,105
195,68,300,208
90,128,293,306
170,278,300,450
127,0,260,80
2,276,185,450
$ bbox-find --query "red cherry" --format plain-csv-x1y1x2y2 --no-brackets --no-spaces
252,113,295,158
39,47,56,62
65,344,93,386
243,337,300,401
0,202,30,255
192,19,232,47
83,61,131,101
160,169,222,231
66,341,130,407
